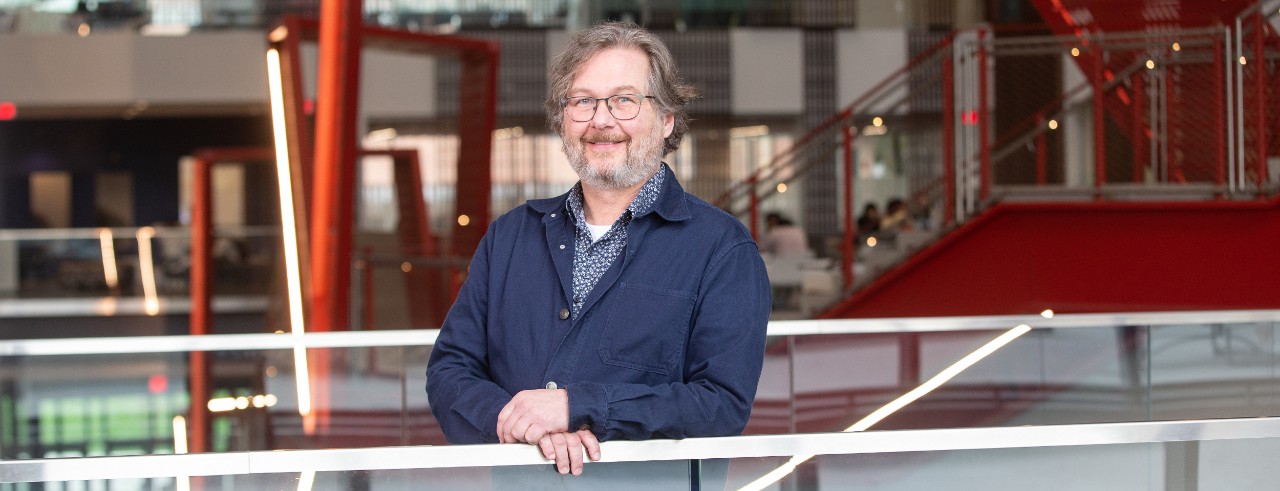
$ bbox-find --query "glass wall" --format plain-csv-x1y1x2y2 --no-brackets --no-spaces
2,311,1278,462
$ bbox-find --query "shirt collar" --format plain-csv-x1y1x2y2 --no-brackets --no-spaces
528,164,691,222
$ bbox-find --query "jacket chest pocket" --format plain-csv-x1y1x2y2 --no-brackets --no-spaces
597,282,696,376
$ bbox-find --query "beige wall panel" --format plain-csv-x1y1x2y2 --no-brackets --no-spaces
362,48,437,120
134,32,266,103
730,29,803,115
836,28,908,113
0,33,136,104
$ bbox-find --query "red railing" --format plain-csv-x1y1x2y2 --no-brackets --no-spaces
724,12,1277,314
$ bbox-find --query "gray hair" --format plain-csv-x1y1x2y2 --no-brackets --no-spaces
545,21,699,156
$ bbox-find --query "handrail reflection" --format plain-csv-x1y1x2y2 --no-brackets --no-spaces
1,417,1277,483
1,309,1277,357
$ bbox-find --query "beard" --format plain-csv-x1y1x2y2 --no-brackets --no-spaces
564,123,665,190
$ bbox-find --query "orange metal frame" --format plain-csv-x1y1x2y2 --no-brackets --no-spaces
188,147,276,454
267,15,499,335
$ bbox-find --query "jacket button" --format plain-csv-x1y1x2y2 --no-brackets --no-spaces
545,381,558,390
558,308,570,320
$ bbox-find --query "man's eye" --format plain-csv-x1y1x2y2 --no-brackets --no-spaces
571,98,595,107
612,95,638,105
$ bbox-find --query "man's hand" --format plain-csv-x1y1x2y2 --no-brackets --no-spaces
496,389,569,444
538,428,601,476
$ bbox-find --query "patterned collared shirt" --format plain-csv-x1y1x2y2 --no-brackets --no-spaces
566,166,666,319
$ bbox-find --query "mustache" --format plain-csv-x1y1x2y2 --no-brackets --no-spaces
582,133,628,144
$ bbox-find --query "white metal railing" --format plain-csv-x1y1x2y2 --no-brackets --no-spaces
0,417,1277,483
1,309,1277,356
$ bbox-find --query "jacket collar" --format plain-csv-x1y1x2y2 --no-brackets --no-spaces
527,164,691,223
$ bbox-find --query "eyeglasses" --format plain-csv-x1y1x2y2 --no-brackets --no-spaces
562,94,653,122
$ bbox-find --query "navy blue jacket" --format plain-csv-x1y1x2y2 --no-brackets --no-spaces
426,167,770,443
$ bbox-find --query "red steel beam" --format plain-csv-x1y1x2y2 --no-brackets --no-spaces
452,48,500,255
311,0,364,334
189,154,212,455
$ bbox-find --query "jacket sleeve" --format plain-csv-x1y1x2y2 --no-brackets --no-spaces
566,241,771,441
425,227,512,444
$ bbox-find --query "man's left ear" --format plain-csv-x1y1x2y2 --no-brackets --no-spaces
662,113,675,138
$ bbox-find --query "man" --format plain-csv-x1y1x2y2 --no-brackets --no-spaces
426,21,770,477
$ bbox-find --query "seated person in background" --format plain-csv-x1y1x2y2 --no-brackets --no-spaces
856,202,881,237
761,212,809,256
880,197,914,234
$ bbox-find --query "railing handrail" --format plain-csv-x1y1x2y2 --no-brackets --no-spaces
3,309,1277,357
0,225,280,241
1,416,1277,483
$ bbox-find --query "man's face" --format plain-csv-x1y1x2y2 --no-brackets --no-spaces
561,47,675,191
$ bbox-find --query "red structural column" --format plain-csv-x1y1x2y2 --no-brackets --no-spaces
977,29,991,202
311,0,363,333
388,150,447,327
841,124,855,290
942,42,956,226
188,156,213,455
451,49,500,256
270,18,314,205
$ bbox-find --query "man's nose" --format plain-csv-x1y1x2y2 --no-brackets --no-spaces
590,99,617,126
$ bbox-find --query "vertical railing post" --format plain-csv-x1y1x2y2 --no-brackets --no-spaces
942,39,956,226
360,246,373,331
1165,55,1181,183
1253,11,1267,195
841,124,856,291
1213,34,1226,198
1036,113,1047,185
188,155,212,455
1132,69,1146,183
977,28,991,202
748,175,760,242
1092,33,1106,199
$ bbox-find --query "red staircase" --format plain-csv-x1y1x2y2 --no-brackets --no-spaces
731,1,1280,319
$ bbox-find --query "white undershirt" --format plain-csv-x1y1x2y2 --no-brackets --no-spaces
585,222,611,242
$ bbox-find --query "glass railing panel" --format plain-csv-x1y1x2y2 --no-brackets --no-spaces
714,419,1280,490
0,340,439,459
779,312,1280,435
0,226,280,301
1148,320,1280,421
6,417,1279,490
732,443,1163,490
3,311,1280,460
928,325,1153,427
746,337,794,435
274,345,437,449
